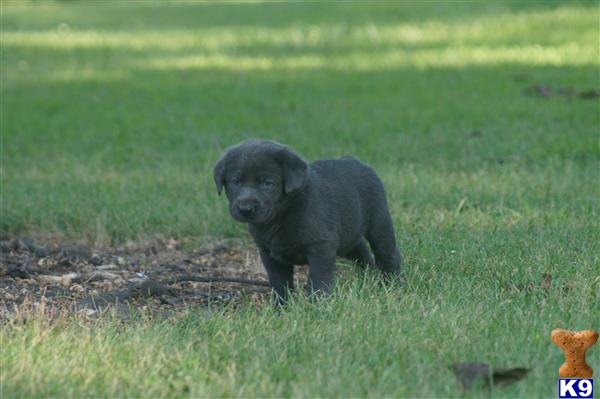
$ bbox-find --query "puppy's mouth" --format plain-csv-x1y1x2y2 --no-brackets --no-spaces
232,213,256,223
230,207,271,224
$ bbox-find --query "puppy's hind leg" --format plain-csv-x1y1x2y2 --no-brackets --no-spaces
365,207,403,281
306,245,337,297
344,239,375,269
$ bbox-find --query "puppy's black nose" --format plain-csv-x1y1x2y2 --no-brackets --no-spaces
237,203,256,217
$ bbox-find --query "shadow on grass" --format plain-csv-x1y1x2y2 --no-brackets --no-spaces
5,64,599,166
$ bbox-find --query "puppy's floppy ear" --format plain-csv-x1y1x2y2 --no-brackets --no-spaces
279,146,308,195
213,152,228,195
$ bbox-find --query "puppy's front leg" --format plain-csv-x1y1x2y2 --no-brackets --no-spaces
258,248,294,303
306,246,337,297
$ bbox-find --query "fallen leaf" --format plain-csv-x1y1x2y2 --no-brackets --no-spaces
579,89,600,99
452,362,491,389
452,362,530,389
556,86,577,97
525,84,552,98
541,273,552,293
492,367,530,386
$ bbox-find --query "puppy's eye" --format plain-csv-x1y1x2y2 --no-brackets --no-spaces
230,177,241,186
261,179,275,190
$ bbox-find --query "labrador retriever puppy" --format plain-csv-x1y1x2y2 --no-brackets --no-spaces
213,140,402,301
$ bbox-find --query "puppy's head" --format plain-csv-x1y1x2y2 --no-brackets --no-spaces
213,140,308,224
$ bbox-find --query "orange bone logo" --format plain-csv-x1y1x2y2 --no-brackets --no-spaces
551,328,598,378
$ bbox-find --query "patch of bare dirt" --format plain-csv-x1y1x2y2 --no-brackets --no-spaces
0,237,277,320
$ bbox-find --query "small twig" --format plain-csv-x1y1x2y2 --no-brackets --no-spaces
163,274,271,287
75,275,271,311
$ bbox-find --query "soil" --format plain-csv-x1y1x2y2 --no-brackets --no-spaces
0,237,292,320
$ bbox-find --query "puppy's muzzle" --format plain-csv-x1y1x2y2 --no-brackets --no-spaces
237,201,257,218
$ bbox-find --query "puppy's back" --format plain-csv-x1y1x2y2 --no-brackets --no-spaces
310,156,387,216
311,156,384,193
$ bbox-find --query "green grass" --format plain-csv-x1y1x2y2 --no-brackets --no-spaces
1,1,599,398
3,272,599,398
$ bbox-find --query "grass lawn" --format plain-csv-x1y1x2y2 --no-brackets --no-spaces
1,1,599,397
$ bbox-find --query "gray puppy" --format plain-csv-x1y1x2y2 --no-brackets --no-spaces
213,140,402,300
